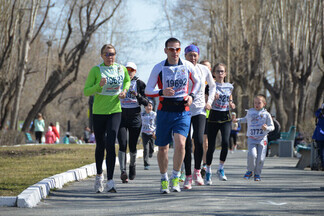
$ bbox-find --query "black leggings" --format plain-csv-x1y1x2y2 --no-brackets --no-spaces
229,133,238,149
35,131,43,143
206,120,231,165
118,125,141,153
93,113,121,180
184,114,206,175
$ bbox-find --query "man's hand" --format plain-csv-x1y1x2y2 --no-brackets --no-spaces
163,87,175,96
184,95,193,106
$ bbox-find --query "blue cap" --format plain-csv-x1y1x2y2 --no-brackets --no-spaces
185,44,200,55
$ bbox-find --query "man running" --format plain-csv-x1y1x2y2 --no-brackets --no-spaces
145,37,200,194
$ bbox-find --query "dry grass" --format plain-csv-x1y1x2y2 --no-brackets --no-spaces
0,144,96,196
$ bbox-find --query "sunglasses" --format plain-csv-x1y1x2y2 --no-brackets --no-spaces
127,67,135,72
167,47,181,53
103,52,116,57
215,70,225,73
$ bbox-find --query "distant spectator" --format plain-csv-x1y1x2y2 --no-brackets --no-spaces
45,126,56,144
89,131,96,143
34,113,45,143
50,122,60,143
229,112,241,153
312,103,324,170
266,114,281,157
84,126,91,143
63,132,70,144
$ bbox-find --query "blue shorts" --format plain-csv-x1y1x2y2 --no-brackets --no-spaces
155,110,191,146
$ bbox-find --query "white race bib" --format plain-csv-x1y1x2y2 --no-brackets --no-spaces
120,79,139,108
162,65,189,98
98,64,125,96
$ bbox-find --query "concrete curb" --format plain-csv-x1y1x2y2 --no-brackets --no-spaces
0,148,149,208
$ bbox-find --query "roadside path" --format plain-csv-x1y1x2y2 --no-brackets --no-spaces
2,149,324,215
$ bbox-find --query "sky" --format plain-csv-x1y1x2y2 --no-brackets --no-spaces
124,0,189,84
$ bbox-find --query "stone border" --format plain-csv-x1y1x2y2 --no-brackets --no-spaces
0,149,146,208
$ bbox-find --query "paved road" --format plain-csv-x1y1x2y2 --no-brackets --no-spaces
2,149,324,216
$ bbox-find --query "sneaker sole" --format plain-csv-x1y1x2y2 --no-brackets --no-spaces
195,181,204,186
121,173,128,183
172,188,181,192
183,185,192,190
161,190,170,194
108,188,117,193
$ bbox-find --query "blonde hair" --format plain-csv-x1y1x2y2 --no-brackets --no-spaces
255,94,267,104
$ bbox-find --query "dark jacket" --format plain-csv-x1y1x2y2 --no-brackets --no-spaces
312,108,324,141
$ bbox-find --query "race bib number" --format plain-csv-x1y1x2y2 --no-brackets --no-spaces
162,65,189,98
212,83,233,111
99,65,124,96
121,79,139,108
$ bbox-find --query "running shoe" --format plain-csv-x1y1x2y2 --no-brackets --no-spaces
254,174,261,181
243,171,253,180
193,169,204,186
129,165,136,180
217,169,227,181
179,171,185,182
106,180,117,193
183,175,192,190
205,172,212,185
170,177,181,192
120,171,128,183
160,179,170,194
201,165,207,178
94,175,104,193
144,166,150,170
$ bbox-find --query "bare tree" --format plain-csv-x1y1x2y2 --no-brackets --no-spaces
21,0,122,132
263,0,322,130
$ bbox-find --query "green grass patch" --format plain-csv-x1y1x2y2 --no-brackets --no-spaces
0,144,96,196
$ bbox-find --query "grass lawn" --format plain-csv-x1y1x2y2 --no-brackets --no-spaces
0,144,97,196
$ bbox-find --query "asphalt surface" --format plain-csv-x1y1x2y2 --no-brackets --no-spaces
1,149,324,216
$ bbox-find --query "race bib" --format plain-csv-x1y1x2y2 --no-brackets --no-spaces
98,64,124,96
120,79,139,108
247,112,267,138
162,65,189,98
212,83,233,111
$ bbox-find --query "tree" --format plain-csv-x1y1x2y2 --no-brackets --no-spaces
21,0,122,131
263,0,322,130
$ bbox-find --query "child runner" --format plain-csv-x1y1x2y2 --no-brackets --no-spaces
205,63,235,185
235,94,274,181
141,100,157,170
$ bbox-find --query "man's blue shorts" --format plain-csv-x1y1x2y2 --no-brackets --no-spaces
155,110,191,146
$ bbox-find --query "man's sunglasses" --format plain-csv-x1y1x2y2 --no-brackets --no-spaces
167,47,181,53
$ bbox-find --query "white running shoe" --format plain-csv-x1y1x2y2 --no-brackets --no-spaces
183,175,192,190
217,169,227,181
106,179,117,193
170,177,181,192
160,179,170,194
193,169,204,186
94,175,104,193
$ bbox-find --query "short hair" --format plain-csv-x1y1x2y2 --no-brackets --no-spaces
200,59,210,65
101,44,116,54
165,37,181,48
255,94,267,104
